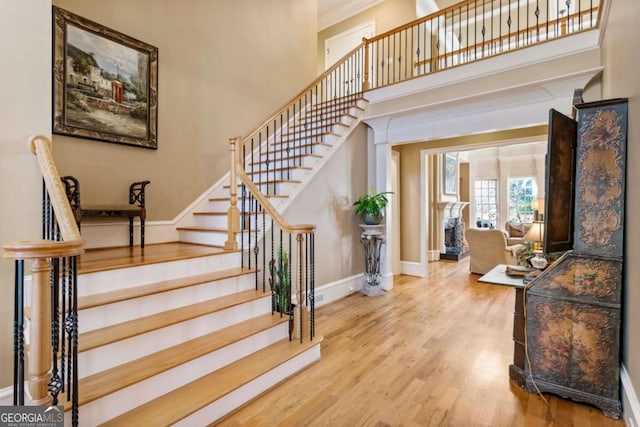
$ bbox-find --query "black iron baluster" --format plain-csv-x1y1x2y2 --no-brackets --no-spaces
241,145,247,269
13,259,25,405
310,232,315,339
49,257,61,405
70,255,79,427
535,0,540,41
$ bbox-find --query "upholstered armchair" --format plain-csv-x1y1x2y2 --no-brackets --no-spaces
503,221,533,246
465,228,525,274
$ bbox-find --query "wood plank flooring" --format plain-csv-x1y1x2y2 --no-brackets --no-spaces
218,259,626,427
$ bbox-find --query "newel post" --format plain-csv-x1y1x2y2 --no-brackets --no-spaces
362,37,370,91
225,137,240,250
29,258,53,405
292,233,309,342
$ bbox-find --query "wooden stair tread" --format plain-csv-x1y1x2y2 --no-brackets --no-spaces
176,226,227,232
99,337,323,426
208,197,230,202
78,267,254,310
77,243,231,275
65,313,288,411
79,289,270,352
192,211,226,216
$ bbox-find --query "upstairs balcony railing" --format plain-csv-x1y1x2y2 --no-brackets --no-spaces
363,0,600,90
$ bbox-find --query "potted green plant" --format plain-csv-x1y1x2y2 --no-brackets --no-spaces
353,187,393,225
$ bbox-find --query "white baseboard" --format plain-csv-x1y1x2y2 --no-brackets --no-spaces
427,250,440,261
0,385,12,405
401,261,425,277
622,364,640,427
314,274,363,307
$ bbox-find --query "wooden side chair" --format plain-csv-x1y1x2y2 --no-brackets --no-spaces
61,176,151,248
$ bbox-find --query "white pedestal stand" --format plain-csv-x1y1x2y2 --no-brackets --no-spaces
360,224,386,296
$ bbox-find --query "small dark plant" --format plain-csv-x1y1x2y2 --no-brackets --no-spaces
353,187,393,222
269,247,291,314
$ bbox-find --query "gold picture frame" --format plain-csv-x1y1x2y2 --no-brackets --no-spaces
53,6,158,149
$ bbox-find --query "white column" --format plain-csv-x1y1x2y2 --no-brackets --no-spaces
365,118,394,290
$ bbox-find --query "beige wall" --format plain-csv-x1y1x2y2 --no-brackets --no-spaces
317,0,416,73
284,125,368,285
52,0,317,221
0,0,51,390
599,0,640,405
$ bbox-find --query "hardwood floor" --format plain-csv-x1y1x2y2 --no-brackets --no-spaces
218,259,626,427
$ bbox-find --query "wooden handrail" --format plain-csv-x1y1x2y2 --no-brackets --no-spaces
3,239,85,259
413,6,600,67
29,135,83,243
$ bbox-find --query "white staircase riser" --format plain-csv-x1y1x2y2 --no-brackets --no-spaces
66,324,289,426
174,343,321,426
192,214,228,229
78,274,255,333
206,199,231,211
76,296,272,378
178,229,228,247
77,252,241,297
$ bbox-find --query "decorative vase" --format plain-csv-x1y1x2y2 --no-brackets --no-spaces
362,212,384,225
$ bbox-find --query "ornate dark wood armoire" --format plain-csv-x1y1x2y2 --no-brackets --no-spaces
510,98,628,419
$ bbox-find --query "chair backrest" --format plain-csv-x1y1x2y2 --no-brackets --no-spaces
465,228,511,274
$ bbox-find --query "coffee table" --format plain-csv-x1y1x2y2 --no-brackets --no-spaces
478,264,526,288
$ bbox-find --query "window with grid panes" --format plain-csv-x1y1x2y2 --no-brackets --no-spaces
474,179,497,228
508,177,537,222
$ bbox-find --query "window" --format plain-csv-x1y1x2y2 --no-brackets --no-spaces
508,177,537,223
474,179,497,228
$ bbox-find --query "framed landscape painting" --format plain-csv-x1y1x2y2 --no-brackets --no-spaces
443,152,458,195
53,7,158,149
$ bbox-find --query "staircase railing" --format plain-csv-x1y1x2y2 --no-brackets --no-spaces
363,0,600,89
2,135,84,425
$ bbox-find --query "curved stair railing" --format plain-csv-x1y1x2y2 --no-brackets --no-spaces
3,135,84,425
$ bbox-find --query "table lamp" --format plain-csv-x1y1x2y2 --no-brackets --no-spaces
523,220,548,270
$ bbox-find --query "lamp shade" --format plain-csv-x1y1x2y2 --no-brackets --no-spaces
524,221,545,243
530,198,545,212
